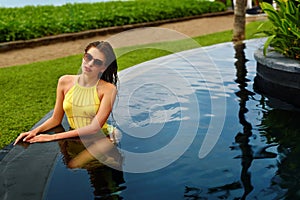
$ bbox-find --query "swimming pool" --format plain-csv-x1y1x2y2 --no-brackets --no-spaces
1,38,300,200
47,38,300,199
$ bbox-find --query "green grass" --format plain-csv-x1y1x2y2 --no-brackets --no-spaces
116,20,271,69
0,0,225,42
0,20,270,148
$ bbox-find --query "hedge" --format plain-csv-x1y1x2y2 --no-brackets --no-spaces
0,0,226,43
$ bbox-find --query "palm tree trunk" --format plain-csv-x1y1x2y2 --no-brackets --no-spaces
232,0,247,42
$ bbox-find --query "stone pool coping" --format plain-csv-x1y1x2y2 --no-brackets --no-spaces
254,49,300,73
254,48,300,108
0,111,69,200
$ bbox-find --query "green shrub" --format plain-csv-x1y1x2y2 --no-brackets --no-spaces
0,0,226,43
260,0,300,60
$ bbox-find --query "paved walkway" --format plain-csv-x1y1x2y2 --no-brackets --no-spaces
0,13,266,68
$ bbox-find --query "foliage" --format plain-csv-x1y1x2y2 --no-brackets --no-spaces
0,0,226,43
260,0,300,60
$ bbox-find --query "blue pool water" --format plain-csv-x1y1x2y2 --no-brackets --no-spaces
43,38,300,199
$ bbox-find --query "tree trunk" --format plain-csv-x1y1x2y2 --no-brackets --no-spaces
232,0,247,42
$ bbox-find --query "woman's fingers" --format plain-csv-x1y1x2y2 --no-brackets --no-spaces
27,135,42,143
23,132,36,142
13,132,30,145
14,131,38,145
27,134,54,143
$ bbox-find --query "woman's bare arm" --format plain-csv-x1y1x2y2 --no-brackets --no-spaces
14,75,72,144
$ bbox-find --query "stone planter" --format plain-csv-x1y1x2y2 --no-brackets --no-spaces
254,49,300,108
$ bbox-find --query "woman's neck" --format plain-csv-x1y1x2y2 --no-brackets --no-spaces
78,74,99,87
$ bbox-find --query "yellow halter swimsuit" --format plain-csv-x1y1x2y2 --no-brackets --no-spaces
63,76,111,135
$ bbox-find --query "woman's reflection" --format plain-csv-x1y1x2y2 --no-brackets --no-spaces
58,136,126,199
16,113,126,199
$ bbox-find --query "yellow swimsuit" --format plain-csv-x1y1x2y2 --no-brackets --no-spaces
63,77,111,135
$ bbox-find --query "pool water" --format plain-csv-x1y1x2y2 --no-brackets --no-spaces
42,39,300,199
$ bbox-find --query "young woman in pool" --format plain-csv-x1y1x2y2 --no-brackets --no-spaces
14,41,119,145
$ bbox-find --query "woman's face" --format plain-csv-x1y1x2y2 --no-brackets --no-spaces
81,47,107,76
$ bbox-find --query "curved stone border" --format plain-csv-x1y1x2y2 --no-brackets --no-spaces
0,110,67,200
254,48,300,73
254,48,300,107
0,10,233,52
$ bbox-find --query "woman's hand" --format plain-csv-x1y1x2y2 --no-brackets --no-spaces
14,130,38,145
27,134,56,143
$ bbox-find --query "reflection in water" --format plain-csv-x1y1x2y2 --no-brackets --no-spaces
258,108,300,199
233,42,255,200
12,121,126,199
232,42,276,199
37,122,126,199
183,43,257,200
184,182,242,199
58,139,126,199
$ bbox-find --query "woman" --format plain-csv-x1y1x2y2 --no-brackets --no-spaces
14,41,119,145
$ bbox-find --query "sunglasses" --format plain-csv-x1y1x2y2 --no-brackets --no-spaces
83,53,104,67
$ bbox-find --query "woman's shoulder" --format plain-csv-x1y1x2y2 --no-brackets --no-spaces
58,75,77,85
99,80,117,93
57,75,77,92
